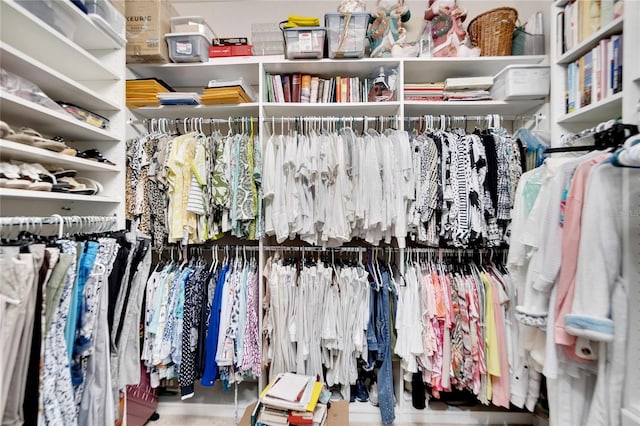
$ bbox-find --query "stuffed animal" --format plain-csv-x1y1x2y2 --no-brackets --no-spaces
367,0,412,57
424,0,479,57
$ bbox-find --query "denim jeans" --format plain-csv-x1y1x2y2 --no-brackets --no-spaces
377,268,395,425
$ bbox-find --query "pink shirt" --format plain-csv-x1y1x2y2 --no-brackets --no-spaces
554,153,610,359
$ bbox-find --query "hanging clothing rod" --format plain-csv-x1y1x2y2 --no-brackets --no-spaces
0,215,117,238
262,116,397,122
127,117,259,126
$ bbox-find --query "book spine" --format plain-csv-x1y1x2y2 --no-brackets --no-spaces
310,76,319,103
301,74,311,103
557,11,565,57
292,73,302,103
340,77,348,103
317,79,325,103
335,76,341,103
612,34,622,93
583,51,592,107
593,45,601,102
283,75,291,103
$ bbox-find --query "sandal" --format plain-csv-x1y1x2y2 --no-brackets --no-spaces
76,149,116,165
0,161,30,189
0,121,12,139
16,163,54,191
5,127,68,152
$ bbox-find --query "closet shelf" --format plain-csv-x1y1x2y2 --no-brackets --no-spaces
403,55,547,83
0,43,121,112
262,101,401,117
557,16,623,65
55,0,125,50
0,139,121,172
128,60,263,87
0,91,121,143
403,100,545,118
0,0,119,82
263,57,402,77
556,92,623,124
0,187,118,203
131,103,260,120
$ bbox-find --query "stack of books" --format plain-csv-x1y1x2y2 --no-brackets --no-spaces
443,76,493,101
404,82,445,101
252,373,327,426
264,72,384,103
126,78,174,108
201,78,257,105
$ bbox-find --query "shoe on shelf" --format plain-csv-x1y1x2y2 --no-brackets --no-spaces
355,379,369,402
369,382,379,407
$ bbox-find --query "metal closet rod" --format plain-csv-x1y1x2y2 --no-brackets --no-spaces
263,116,398,122
127,117,260,126
0,215,118,238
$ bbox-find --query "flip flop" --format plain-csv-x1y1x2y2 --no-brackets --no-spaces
77,149,116,165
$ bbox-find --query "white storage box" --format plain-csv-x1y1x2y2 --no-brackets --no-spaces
170,16,215,42
491,65,550,101
165,32,210,63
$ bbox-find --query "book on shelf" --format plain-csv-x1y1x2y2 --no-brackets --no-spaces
292,73,302,103
310,76,319,104
582,51,593,107
282,75,291,103
207,78,257,101
444,76,493,91
301,74,312,103
557,11,566,57
611,34,622,94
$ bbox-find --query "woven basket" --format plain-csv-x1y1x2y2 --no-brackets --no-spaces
467,7,518,56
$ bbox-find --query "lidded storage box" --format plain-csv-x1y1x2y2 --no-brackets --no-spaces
165,32,210,62
490,65,550,100
282,27,326,59
325,12,370,58
170,16,215,42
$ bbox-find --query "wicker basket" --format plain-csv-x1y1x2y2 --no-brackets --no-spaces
467,7,518,56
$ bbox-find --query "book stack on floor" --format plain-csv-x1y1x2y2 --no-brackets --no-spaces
125,78,174,108
252,373,327,426
404,82,445,101
201,78,257,104
443,76,493,101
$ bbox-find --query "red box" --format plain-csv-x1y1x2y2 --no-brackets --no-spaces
209,45,232,57
231,44,253,56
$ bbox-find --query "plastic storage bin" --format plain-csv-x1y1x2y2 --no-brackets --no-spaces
85,0,125,40
325,12,370,58
165,32,210,63
282,27,326,59
16,0,76,40
490,65,550,100
170,16,216,42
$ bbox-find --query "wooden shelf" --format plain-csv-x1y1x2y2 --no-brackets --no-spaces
403,100,545,119
0,187,118,203
0,139,121,172
131,103,260,120
557,92,623,123
0,91,121,142
0,0,119,81
262,101,401,117
0,43,120,112
557,17,623,65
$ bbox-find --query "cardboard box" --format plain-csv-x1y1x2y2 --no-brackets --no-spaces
125,0,177,63
238,400,349,426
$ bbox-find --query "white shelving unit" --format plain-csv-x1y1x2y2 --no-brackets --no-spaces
0,0,126,227
128,53,548,425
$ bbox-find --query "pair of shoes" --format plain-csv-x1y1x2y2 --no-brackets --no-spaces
354,379,369,402
369,382,379,407
0,162,52,191
76,148,115,165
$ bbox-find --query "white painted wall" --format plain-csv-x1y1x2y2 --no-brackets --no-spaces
168,0,551,54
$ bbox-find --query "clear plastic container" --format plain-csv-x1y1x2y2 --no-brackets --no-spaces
165,32,210,63
491,65,550,100
170,16,215,42
85,0,125,35
282,27,326,59
325,12,369,58
16,0,76,40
